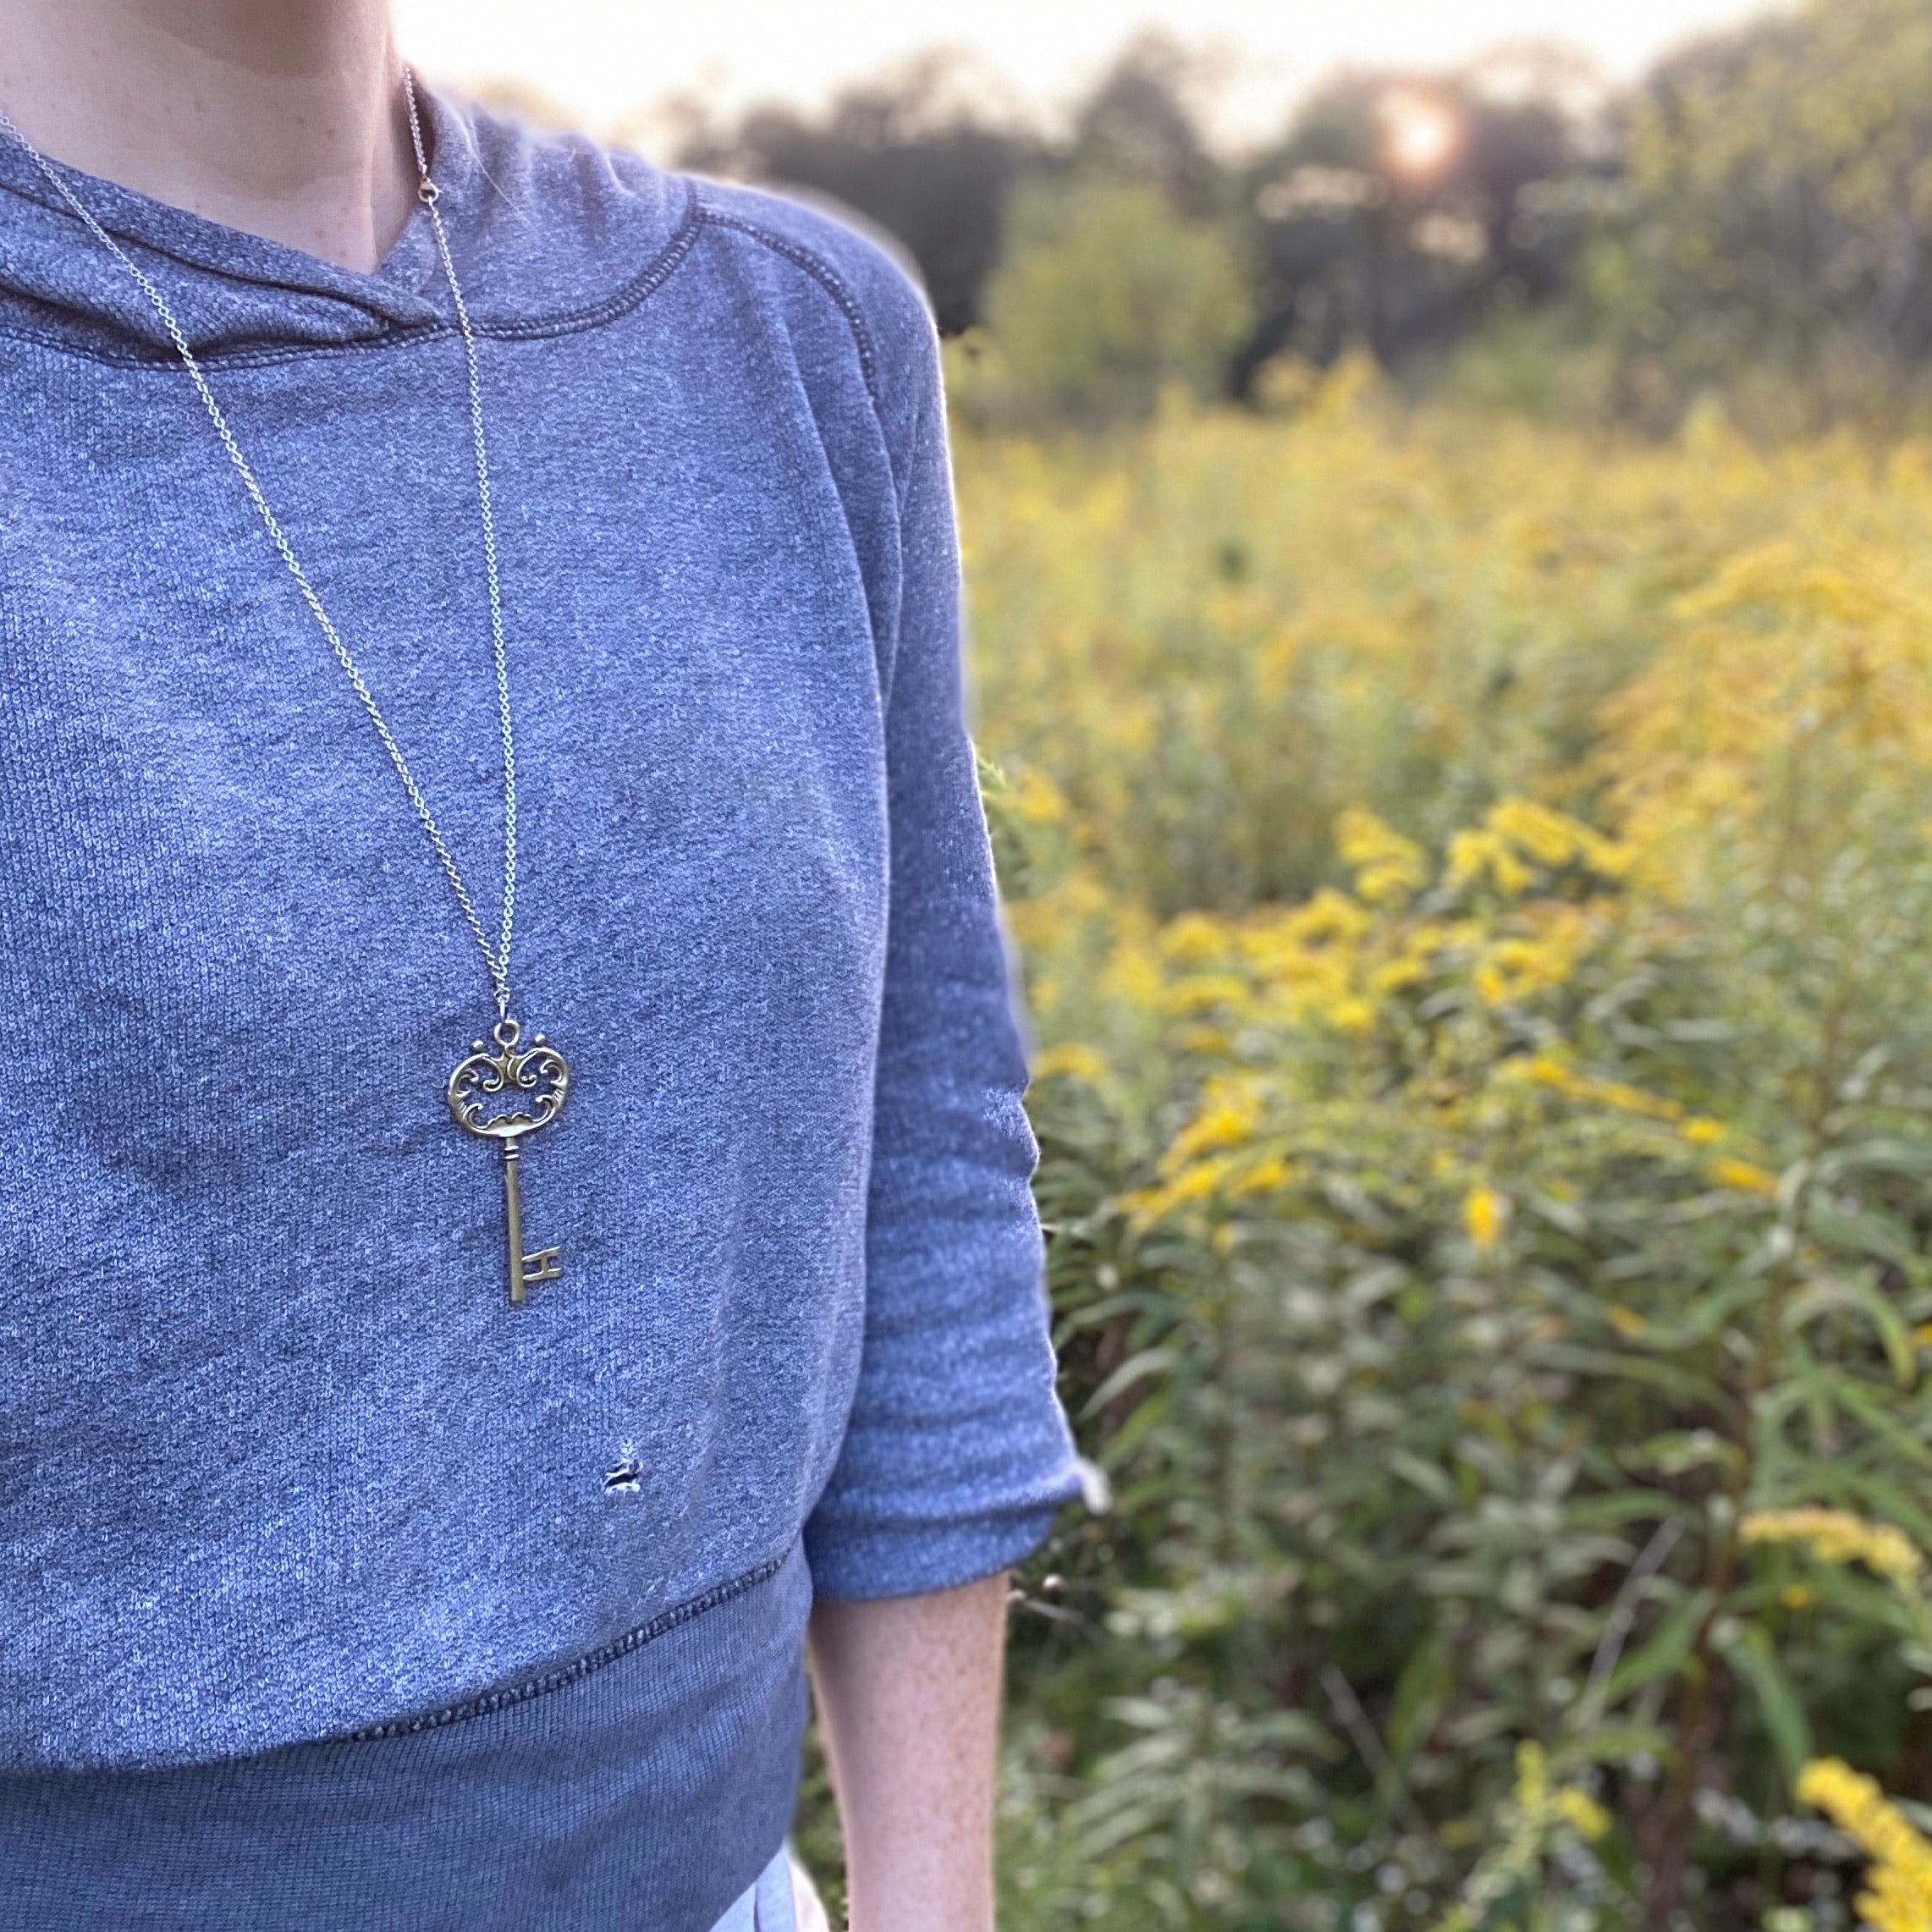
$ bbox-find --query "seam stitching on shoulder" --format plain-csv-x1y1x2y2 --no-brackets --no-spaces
340,1551,791,1742
695,205,879,403
0,180,708,370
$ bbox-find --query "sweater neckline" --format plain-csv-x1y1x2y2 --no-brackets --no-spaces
0,88,471,337
0,90,694,360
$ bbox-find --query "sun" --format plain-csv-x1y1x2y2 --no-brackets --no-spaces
1380,89,1461,180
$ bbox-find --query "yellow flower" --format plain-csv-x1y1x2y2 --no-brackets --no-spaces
1449,828,1534,898
1489,800,1579,867
1028,1043,1108,1085
1523,1052,1581,1091
1368,955,1428,996
1336,806,1428,905
1327,994,1378,1035
1511,1741,1612,1840
1120,1155,1241,1230
1513,1739,1549,1809
1681,1116,1728,1146
1012,766,1071,825
1522,1055,1683,1121
1474,933,1589,1005
1711,1156,1780,1197
1227,1156,1295,1197
1167,1104,1255,1162
1552,1788,1613,1842
1742,1509,1924,1585
1797,1759,1932,1932
1281,888,1373,946
1159,912,1232,966
1162,1078,1267,1167
1584,1076,1684,1123
1463,1186,1507,1253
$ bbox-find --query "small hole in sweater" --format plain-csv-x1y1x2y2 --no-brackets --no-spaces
603,1458,643,1495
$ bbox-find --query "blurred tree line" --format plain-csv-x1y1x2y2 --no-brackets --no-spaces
676,0,1932,432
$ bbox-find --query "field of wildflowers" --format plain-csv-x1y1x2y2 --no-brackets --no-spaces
949,367,1932,1929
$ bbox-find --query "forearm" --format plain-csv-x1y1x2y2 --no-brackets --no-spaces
806,1572,1010,1932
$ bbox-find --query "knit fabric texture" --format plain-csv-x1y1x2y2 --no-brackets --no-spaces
0,82,1081,1795
0,1551,812,1929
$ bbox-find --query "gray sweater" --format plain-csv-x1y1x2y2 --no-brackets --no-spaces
0,87,1079,1923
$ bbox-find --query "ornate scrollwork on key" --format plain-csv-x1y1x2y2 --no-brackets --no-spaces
446,1017,571,1142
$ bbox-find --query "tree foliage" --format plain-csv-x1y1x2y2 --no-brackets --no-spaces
1237,56,1599,385
960,178,1253,425
1588,0,1932,422
677,56,1028,335
677,0,1932,428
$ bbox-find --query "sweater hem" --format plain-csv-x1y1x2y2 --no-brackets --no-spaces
341,1549,793,1744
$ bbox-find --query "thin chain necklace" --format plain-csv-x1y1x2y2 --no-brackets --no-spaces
0,69,572,1308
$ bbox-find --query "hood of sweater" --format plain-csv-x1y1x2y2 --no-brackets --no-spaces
0,86,695,359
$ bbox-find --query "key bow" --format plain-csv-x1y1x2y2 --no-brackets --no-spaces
446,1017,570,1142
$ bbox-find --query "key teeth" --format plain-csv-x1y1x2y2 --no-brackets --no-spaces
521,1247,564,1291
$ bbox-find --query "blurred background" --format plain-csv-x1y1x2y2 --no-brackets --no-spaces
410,3,1932,1928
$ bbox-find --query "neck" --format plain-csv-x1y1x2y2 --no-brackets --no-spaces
0,0,415,272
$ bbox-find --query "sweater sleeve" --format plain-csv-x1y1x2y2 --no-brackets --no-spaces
801,248,1083,1602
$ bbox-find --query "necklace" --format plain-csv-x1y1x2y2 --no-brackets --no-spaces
0,70,571,1308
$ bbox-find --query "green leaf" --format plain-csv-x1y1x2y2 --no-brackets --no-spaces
1533,1344,1734,1412
1605,1588,1717,1704
1721,1622,1814,1783
1830,1379,1932,1470
1784,1272,1917,1387
1080,1349,1178,1420
1387,1449,1456,1502
1387,1624,1456,1765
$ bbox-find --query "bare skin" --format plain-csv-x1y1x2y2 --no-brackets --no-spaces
811,1573,1010,1932
0,0,414,270
0,4,1016,1922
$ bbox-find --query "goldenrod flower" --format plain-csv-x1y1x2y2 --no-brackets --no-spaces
1463,1185,1507,1253
1711,1156,1780,1197
1336,806,1428,905
1797,1759,1932,1932
1161,1077,1267,1167
1552,1787,1612,1842
1514,1738,1549,1808
1742,1509,1924,1585
1028,1043,1108,1085
1522,1054,1682,1121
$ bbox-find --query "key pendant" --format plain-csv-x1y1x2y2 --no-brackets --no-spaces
447,1017,571,1307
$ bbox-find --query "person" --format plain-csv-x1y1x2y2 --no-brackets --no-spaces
0,4,1082,1928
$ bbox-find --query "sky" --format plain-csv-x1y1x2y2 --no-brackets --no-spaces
394,0,1785,151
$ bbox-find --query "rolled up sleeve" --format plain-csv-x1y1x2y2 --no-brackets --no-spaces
801,256,1082,1602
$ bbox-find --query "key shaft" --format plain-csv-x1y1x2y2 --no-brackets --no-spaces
502,1140,528,1306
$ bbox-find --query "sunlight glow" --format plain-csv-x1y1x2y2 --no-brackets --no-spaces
1380,89,1462,179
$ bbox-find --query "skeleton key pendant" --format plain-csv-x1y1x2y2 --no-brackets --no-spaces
446,1018,572,1307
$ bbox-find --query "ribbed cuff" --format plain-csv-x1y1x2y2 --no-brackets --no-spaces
803,1491,1076,1602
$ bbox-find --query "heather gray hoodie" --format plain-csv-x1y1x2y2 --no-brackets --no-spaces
0,90,1078,1925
